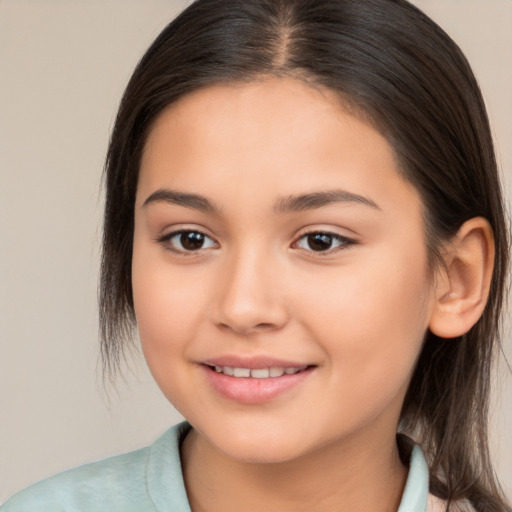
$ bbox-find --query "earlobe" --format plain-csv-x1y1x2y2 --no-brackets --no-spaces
429,217,495,339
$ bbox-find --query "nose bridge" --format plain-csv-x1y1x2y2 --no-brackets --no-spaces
212,240,289,334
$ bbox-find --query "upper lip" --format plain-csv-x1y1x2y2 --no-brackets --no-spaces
202,356,312,369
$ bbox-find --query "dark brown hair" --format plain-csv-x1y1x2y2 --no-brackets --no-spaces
100,0,511,509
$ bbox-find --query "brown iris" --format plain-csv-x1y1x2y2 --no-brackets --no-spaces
180,231,206,251
305,233,335,251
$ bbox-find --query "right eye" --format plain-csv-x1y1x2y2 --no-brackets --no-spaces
158,230,218,254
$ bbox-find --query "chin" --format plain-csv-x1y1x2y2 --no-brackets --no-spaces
196,421,316,465
219,440,305,465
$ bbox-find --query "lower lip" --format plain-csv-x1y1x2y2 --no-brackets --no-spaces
201,365,314,404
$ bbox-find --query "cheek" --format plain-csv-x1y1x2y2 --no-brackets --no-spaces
131,254,208,415
299,244,431,385
131,245,204,364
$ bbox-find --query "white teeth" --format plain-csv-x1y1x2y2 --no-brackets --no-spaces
269,367,285,377
233,367,251,378
251,368,269,379
213,366,305,378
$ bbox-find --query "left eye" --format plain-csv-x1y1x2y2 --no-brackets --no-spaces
294,232,353,252
160,230,217,253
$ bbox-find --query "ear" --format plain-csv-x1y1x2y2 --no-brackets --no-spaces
429,217,495,339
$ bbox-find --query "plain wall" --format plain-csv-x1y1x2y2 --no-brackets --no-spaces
1,0,511,502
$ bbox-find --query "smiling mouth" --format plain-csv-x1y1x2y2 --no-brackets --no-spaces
202,363,315,403
205,365,311,379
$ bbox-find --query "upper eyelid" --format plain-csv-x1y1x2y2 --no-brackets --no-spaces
158,226,216,242
158,228,353,240
293,224,358,239
294,229,353,238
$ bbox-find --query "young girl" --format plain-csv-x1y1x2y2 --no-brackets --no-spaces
3,0,510,511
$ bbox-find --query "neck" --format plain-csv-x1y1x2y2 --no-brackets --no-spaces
181,427,408,512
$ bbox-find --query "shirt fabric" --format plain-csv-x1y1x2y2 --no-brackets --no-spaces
1,422,468,512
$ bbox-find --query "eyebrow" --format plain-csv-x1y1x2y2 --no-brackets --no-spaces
273,189,380,213
142,189,222,215
142,188,380,214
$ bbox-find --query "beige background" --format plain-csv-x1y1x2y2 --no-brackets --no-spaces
0,0,510,502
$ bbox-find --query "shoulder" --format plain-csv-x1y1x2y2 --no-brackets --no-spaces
1,422,192,512
1,447,151,512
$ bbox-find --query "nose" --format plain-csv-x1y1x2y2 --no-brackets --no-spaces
210,247,290,335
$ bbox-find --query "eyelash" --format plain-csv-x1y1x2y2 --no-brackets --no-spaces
156,229,356,256
291,231,356,254
157,230,218,256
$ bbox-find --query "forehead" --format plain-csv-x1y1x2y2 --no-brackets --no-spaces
142,78,350,165
138,78,420,218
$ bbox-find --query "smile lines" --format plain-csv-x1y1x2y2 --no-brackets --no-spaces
209,365,308,379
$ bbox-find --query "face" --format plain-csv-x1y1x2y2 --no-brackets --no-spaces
132,78,437,464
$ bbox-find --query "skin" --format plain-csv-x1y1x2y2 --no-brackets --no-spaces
132,78,443,512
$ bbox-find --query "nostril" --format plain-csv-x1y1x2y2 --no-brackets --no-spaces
255,322,276,329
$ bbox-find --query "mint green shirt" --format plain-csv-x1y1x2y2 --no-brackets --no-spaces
2,422,432,511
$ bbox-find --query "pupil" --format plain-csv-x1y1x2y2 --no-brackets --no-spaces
181,232,204,250
308,233,332,251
